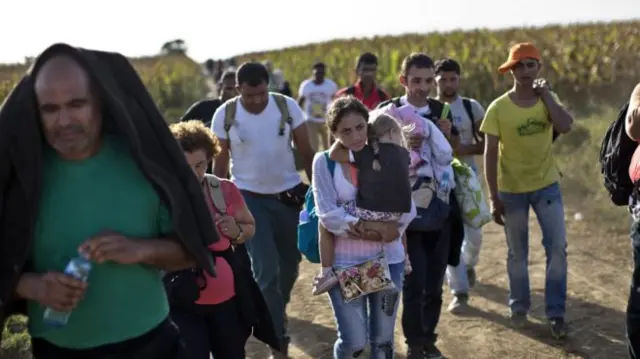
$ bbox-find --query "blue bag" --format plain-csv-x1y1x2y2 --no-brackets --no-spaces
297,152,336,263
406,177,451,232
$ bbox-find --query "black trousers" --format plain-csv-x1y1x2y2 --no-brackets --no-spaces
628,220,640,358
170,298,251,359
402,219,452,346
31,318,187,359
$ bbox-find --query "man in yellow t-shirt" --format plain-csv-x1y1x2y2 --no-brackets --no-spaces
480,43,574,339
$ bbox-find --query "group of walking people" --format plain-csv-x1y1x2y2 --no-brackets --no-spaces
0,40,583,359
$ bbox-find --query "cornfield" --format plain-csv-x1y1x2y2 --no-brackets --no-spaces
236,20,640,113
0,54,207,122
1,20,639,119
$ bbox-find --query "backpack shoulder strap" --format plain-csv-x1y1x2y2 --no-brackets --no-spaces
322,151,336,177
271,93,292,137
377,88,388,101
224,97,238,139
462,97,475,122
391,97,402,108
204,174,227,215
427,98,446,119
462,97,482,142
344,85,356,95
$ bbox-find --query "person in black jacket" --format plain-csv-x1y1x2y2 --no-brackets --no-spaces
0,43,220,359
180,70,237,175
377,53,464,359
180,70,237,128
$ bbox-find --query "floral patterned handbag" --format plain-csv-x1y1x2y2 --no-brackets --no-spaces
335,252,395,303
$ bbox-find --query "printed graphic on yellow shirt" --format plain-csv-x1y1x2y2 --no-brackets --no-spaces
517,118,550,136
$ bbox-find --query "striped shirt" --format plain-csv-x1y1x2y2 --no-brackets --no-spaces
312,152,416,267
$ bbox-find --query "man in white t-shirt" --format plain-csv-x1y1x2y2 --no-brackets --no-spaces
211,62,314,359
435,58,486,316
297,62,338,151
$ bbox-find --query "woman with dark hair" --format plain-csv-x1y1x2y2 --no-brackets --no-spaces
312,96,415,358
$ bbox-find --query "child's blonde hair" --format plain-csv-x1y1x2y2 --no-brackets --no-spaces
368,112,409,171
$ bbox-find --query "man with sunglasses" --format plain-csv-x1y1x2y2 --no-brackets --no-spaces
480,43,574,339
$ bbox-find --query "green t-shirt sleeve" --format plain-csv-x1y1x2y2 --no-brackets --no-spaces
480,102,500,137
156,204,174,235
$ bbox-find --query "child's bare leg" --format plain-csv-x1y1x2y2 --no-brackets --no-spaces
313,224,339,295
319,224,335,270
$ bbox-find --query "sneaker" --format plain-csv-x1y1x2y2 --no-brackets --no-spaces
406,345,424,359
509,311,528,328
312,270,338,295
466,267,476,288
549,317,569,340
447,293,469,315
424,343,445,359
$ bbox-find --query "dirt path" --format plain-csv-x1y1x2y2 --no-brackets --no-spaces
246,213,632,359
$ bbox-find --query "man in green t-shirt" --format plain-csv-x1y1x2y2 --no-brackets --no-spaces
12,53,194,358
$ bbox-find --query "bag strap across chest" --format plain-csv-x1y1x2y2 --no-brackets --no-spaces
223,93,293,145
204,174,227,215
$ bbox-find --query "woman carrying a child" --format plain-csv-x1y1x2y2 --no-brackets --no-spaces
311,96,416,358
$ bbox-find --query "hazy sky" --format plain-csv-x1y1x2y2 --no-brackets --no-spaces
2,0,638,64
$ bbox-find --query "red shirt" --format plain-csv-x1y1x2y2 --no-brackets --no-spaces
336,81,389,110
195,179,245,305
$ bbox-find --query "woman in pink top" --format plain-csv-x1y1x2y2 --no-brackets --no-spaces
167,121,275,359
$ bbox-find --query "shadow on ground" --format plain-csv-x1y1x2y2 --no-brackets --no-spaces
246,317,408,359
467,281,627,358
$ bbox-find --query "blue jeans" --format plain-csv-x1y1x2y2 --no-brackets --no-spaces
499,182,567,319
328,261,404,359
241,191,301,345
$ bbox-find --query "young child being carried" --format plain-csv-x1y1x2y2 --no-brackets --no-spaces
313,111,413,295
383,103,455,195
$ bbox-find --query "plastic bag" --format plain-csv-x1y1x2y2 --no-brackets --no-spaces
452,158,492,228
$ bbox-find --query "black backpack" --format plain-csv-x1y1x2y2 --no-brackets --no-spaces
599,102,636,206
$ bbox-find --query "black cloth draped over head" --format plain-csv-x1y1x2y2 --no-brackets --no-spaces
0,43,218,324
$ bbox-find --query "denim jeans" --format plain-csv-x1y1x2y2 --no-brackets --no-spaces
328,261,404,359
499,182,567,319
446,223,483,294
627,220,640,358
241,191,302,345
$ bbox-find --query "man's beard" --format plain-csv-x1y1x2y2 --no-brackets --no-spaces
443,90,457,98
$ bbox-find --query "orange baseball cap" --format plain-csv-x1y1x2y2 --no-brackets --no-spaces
498,43,541,74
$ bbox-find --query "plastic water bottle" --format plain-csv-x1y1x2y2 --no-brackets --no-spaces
43,255,92,328
299,209,309,223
